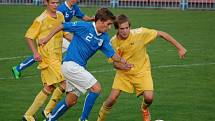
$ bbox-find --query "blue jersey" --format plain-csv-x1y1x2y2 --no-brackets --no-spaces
63,21,115,67
57,2,85,22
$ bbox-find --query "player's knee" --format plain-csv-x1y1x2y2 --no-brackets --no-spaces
59,81,66,91
143,91,153,104
43,85,55,94
144,96,153,105
66,93,78,107
90,82,101,93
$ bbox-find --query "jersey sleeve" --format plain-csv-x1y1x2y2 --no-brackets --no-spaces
74,4,85,19
140,27,157,45
25,19,41,40
100,33,115,58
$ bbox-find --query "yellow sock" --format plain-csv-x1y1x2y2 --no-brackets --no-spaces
97,103,112,121
141,101,148,110
43,87,64,115
25,90,49,116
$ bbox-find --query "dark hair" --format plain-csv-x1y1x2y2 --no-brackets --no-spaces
114,14,131,29
95,8,116,22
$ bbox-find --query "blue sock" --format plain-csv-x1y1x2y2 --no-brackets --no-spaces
48,99,69,121
80,91,100,121
16,56,35,72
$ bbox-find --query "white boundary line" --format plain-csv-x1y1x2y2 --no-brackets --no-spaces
0,48,204,61
0,55,29,61
1,62,215,80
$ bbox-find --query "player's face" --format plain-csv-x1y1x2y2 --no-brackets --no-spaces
118,21,130,39
47,0,59,12
70,0,77,4
98,20,113,33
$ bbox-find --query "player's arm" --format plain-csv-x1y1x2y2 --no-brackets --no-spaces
63,33,73,42
26,37,41,62
157,31,187,59
111,54,133,70
39,24,64,46
113,61,133,71
82,15,95,21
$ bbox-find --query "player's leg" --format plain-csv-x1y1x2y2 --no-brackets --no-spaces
23,85,55,121
134,72,153,121
47,92,79,121
42,59,67,118
141,91,153,121
42,81,66,118
12,55,36,79
79,82,101,121
97,89,121,121
61,61,99,121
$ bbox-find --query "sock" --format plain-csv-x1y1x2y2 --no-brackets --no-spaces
48,99,69,121
141,101,148,110
44,87,64,115
97,103,112,121
80,91,100,121
141,101,151,120
25,90,49,116
16,56,35,71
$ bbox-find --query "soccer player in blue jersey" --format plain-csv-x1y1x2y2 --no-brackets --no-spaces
39,8,132,121
11,0,94,79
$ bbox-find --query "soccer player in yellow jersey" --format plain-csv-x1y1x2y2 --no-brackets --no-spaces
22,0,72,120
97,14,187,121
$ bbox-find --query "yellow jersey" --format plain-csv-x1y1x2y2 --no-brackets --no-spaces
111,27,157,75
25,10,68,69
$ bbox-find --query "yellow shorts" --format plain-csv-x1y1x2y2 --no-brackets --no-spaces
112,71,153,96
39,60,65,86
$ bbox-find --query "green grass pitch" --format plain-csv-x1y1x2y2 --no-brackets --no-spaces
0,5,215,121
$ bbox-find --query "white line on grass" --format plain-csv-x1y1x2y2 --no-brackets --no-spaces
0,48,203,61
0,55,29,61
1,62,215,80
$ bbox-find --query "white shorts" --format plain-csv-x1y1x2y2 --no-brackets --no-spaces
62,38,70,53
62,61,97,97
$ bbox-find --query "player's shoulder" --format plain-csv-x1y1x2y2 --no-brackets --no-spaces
131,27,146,33
131,27,154,36
73,3,80,8
57,11,64,17
58,2,66,9
76,21,90,26
110,35,117,43
35,11,48,22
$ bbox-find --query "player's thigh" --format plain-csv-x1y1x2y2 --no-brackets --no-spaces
41,61,64,85
112,72,134,93
62,61,97,93
133,72,153,96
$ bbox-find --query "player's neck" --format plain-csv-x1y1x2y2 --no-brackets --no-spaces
66,0,74,8
47,9,57,18
117,34,127,40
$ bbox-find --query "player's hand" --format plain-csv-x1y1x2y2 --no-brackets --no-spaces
178,48,187,59
38,38,48,46
33,52,42,62
113,61,134,71
120,57,127,64
90,16,95,21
